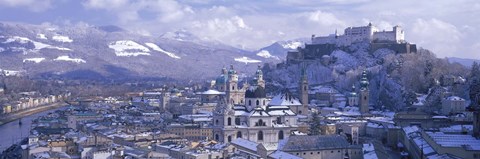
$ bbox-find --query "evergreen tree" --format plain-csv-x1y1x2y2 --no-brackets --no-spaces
471,62,480,80
470,62,480,107
308,111,321,135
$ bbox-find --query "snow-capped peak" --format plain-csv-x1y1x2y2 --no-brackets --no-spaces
256,50,279,59
278,41,304,50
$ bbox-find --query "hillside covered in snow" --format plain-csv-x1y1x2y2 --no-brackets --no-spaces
264,42,469,111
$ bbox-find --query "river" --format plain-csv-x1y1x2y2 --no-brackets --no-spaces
0,106,66,152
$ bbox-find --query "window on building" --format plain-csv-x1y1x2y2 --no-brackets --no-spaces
215,134,219,141
263,100,265,105
227,117,232,126
237,131,242,138
278,130,284,140
249,100,251,106
235,117,240,125
228,136,232,142
215,119,219,125
299,110,302,115
256,100,259,106
258,131,264,141
277,117,282,124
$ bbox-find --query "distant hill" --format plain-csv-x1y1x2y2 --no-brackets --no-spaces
447,57,480,68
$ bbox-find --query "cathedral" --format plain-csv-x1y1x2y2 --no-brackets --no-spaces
211,65,307,144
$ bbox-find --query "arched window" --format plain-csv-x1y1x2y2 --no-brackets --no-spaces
237,131,242,138
256,100,259,106
232,86,235,90
263,100,265,105
299,110,302,115
364,96,367,100
215,119,219,125
235,117,240,125
228,135,232,142
249,100,251,106
258,131,264,141
215,134,219,141
304,85,307,91
256,119,264,126
227,117,232,126
278,130,284,140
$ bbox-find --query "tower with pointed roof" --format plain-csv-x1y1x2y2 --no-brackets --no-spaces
254,65,265,88
359,70,369,114
225,65,245,105
298,65,309,115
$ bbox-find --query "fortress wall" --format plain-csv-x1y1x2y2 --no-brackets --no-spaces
370,43,417,54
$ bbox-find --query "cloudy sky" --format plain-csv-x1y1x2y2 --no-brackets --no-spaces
0,0,479,59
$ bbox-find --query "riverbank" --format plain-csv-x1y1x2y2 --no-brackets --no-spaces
0,102,67,125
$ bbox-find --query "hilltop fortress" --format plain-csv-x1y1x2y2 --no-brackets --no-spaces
287,23,417,64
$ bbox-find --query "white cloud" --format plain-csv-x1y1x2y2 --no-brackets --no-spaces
411,18,463,58
0,0,52,12
307,10,345,27
82,0,192,24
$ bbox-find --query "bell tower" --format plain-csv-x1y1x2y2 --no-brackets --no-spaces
359,70,369,114
255,65,265,88
298,66,309,115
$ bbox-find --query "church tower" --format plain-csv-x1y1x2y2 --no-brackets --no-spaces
298,66,309,115
359,70,369,114
255,65,265,88
226,65,243,105
212,96,236,143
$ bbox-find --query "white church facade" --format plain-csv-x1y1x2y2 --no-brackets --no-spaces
211,66,307,144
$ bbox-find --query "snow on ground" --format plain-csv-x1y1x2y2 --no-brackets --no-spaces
3,36,72,52
144,42,180,59
234,56,262,64
281,41,302,50
53,56,85,63
363,143,378,159
3,36,30,43
256,50,278,59
36,34,47,40
108,40,151,57
52,35,73,43
0,69,22,76
23,58,46,63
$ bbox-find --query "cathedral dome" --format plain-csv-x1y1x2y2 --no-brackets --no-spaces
215,75,228,85
245,86,266,98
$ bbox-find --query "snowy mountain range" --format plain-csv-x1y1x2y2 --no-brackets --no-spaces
0,22,278,80
255,38,310,60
